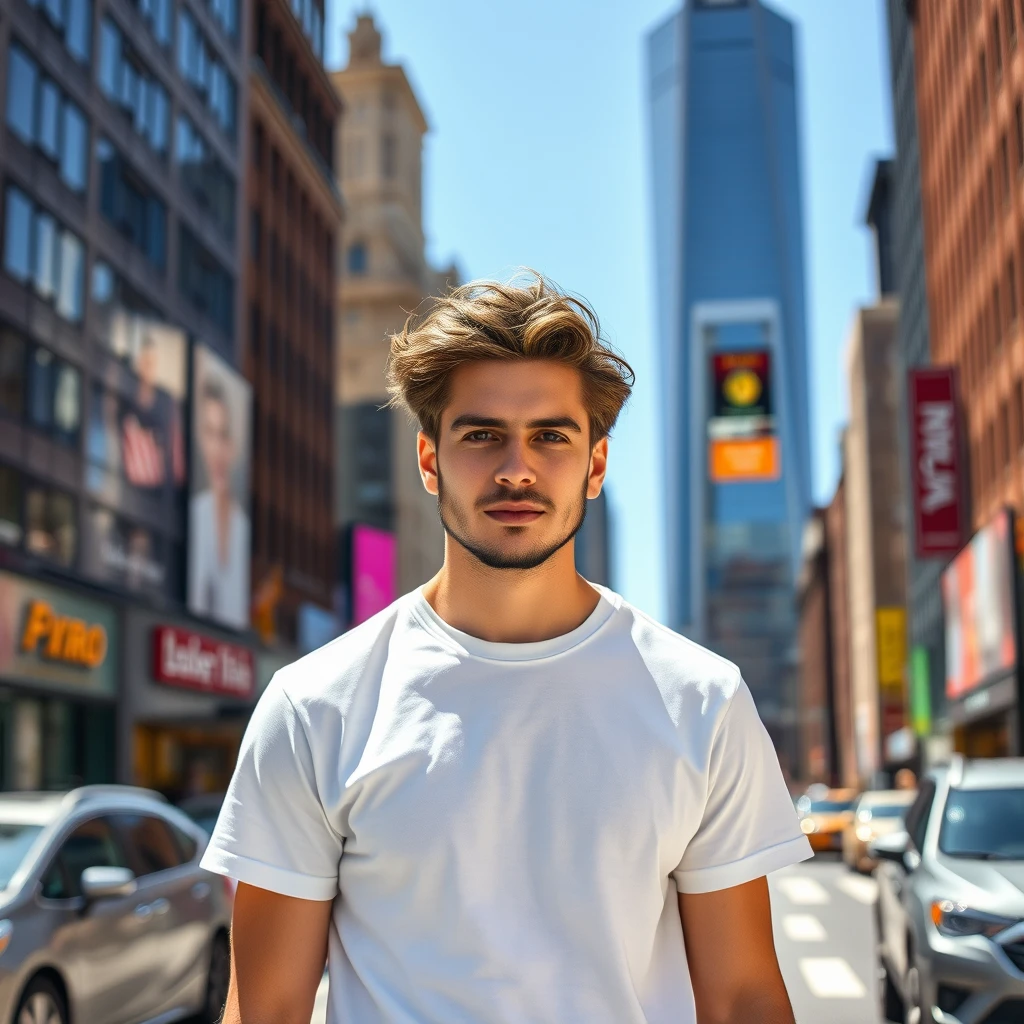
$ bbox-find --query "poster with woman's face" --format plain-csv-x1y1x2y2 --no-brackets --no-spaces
187,346,252,630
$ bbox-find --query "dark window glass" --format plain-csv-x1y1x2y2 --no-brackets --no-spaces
0,331,25,418
26,485,77,565
99,19,169,154
60,102,89,193
66,0,92,64
0,465,23,547
114,814,183,875
28,348,55,430
99,19,120,95
96,139,167,270
44,0,65,30
171,823,198,861
382,134,396,179
178,226,234,336
250,208,260,263
56,230,84,322
939,787,1024,858
905,778,937,853
177,10,237,138
49,818,127,900
39,80,61,161
34,213,58,301
6,46,38,145
347,243,367,275
175,115,236,240
4,188,33,283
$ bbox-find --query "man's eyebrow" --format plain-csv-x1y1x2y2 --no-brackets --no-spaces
448,415,583,433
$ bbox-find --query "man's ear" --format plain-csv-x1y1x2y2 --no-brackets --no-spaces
587,437,609,499
418,431,439,495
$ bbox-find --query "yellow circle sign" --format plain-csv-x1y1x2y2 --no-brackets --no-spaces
723,368,763,408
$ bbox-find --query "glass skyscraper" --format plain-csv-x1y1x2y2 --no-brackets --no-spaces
647,0,812,761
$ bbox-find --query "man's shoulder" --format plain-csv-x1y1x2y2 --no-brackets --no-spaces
270,593,414,708
609,595,744,715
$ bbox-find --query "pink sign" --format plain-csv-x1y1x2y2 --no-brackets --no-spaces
352,525,396,625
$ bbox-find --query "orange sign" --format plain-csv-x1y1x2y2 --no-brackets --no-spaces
20,600,108,669
709,438,780,482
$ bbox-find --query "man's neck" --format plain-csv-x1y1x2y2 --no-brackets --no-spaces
422,541,601,644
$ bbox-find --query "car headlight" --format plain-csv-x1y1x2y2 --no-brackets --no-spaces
856,826,873,842
800,818,817,834
930,901,1019,938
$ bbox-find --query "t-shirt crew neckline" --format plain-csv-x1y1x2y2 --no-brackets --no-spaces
409,583,621,662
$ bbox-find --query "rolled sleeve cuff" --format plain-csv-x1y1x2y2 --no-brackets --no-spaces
672,834,813,895
200,847,338,902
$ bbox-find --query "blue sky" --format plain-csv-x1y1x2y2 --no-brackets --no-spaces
326,0,894,623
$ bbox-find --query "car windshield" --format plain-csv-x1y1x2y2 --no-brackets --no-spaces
939,787,1024,859
863,804,907,820
0,823,44,889
810,800,853,813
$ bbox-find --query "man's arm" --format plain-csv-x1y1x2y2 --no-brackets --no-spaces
679,877,795,1024
221,882,333,1024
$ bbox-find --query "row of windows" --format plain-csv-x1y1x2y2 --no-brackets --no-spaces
204,0,239,43
0,329,81,448
971,377,1024,509
288,0,323,60
0,465,78,568
252,501,331,584
248,308,332,422
97,139,168,271
177,9,237,140
6,43,89,194
179,224,233,335
99,17,171,156
24,0,92,66
254,6,333,170
3,186,85,323
129,0,173,48
176,115,236,240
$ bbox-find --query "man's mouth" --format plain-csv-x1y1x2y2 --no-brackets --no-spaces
483,505,546,525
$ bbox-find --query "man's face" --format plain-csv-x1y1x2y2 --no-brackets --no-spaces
199,396,234,494
137,340,158,385
419,360,607,571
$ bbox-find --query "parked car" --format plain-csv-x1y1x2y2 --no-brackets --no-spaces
873,756,1024,1024
842,788,915,873
177,792,226,839
0,785,232,1024
796,787,858,853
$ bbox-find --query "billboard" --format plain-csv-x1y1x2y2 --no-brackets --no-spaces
352,524,396,626
187,346,252,630
942,509,1017,701
909,368,966,558
152,626,254,699
876,607,907,738
707,350,780,482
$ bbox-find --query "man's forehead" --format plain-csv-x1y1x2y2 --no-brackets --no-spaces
444,361,586,419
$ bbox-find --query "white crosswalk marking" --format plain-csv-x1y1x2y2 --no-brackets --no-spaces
798,957,868,999
782,913,827,942
835,874,878,905
776,876,831,905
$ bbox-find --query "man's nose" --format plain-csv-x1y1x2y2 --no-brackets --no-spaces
495,441,536,489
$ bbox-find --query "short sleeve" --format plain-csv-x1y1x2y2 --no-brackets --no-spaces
672,679,812,894
200,677,343,901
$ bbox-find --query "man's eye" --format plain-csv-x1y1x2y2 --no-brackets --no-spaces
539,432,568,443
465,431,494,442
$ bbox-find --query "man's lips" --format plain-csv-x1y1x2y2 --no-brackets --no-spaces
483,507,546,524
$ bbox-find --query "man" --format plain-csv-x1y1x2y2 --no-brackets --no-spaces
188,375,250,629
203,274,811,1024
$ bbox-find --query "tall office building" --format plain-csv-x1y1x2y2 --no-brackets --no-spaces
647,0,812,761
332,16,457,602
244,0,341,645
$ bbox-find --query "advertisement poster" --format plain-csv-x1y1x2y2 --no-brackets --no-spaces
84,507,171,597
908,367,965,558
942,509,1017,700
187,346,252,630
707,350,780,482
352,524,396,626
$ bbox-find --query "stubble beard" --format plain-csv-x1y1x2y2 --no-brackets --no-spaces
436,466,589,572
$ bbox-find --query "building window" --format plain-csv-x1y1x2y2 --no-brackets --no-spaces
31,0,92,64
177,10,237,139
0,330,26,420
208,0,238,41
252,121,263,169
96,139,167,271
2,186,85,321
381,134,396,179
250,208,261,264
99,18,170,156
27,346,80,446
178,225,234,337
131,0,172,47
5,45,90,193
0,465,22,547
174,115,237,240
347,242,367,275
25,484,76,566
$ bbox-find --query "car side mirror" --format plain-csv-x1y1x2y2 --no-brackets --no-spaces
81,866,136,901
869,831,910,868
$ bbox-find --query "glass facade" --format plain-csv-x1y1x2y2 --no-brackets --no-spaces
647,0,811,760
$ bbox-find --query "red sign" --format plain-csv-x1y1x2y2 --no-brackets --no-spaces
152,627,254,699
909,368,966,558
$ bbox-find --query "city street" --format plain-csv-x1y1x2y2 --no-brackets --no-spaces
772,857,880,1024
308,856,881,1024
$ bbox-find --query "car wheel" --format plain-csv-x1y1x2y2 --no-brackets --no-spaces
200,932,231,1024
16,976,67,1024
878,954,905,1024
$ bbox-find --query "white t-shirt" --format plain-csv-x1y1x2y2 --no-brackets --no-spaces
187,490,251,630
202,586,811,1024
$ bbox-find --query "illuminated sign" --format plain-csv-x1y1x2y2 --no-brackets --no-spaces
707,350,779,482
20,600,108,669
152,626,254,699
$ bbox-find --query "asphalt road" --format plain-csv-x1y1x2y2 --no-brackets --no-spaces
771,855,881,1024
309,855,881,1024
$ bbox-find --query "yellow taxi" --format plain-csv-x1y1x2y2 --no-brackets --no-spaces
796,787,858,853
841,788,915,872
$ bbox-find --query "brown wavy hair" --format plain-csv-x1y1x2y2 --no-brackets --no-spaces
385,271,634,442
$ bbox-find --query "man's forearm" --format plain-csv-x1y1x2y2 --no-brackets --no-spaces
697,988,796,1024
